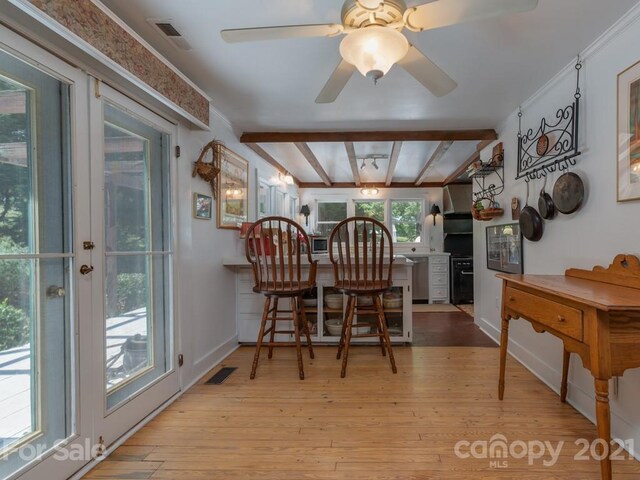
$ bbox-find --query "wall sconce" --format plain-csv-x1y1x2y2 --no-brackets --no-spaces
361,186,380,196
300,204,311,226
429,204,441,225
279,171,294,185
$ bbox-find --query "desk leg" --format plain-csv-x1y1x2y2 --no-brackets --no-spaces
561,349,570,403
498,317,510,401
594,378,612,480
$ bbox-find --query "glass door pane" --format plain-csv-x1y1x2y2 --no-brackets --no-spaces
102,102,172,411
0,49,72,477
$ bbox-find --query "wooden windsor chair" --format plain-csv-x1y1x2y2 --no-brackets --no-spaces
245,216,317,380
328,217,398,378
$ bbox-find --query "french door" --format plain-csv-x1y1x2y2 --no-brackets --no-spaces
0,26,179,479
0,30,93,480
88,81,179,446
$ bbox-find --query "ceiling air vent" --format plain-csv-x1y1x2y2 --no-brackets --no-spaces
148,18,192,51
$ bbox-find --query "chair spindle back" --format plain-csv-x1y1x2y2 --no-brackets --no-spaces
245,216,316,292
328,217,394,289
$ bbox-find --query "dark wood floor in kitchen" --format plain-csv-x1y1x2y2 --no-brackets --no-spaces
411,310,497,347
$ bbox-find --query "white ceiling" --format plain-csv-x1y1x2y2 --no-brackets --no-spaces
102,0,639,184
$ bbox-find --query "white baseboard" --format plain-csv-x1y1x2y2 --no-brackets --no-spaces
476,316,639,461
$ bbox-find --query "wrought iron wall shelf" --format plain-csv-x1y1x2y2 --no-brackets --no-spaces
471,155,504,204
516,59,582,181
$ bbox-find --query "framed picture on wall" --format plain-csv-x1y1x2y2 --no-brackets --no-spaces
193,192,212,219
617,59,640,202
256,171,272,219
217,146,249,229
486,223,523,274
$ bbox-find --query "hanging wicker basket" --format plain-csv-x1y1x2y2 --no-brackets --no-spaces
192,140,223,198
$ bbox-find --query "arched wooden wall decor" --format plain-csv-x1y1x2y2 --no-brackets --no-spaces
192,140,223,199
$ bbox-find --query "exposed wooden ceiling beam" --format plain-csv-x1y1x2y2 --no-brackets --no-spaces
385,142,403,186
295,142,332,186
414,141,453,186
442,139,495,186
241,129,497,144
344,142,361,187
245,143,300,185
298,181,443,189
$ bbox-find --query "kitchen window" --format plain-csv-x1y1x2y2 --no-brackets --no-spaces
316,201,347,236
354,200,386,222
391,199,423,244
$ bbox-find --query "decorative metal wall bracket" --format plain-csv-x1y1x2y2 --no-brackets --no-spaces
516,59,582,180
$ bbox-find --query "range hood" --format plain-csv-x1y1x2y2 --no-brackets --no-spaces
443,184,472,215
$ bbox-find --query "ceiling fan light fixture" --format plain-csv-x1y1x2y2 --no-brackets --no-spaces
339,26,409,80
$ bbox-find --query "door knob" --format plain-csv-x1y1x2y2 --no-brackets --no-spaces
46,285,66,298
80,265,94,275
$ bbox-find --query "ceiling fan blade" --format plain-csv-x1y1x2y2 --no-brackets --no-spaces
316,60,356,104
221,24,343,43
397,45,457,97
404,0,539,31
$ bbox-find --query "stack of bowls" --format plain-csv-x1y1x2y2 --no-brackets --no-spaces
324,294,344,310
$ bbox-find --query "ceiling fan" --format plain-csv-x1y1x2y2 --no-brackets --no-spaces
221,0,539,103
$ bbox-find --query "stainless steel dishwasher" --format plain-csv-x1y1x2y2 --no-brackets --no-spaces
408,256,429,302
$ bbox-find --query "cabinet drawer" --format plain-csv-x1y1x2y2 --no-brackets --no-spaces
429,263,449,274
430,286,449,299
430,272,448,286
429,256,448,265
505,287,583,341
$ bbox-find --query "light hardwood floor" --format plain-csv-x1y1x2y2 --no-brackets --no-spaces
84,346,640,479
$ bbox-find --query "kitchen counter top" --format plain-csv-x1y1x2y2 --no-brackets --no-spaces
401,252,451,259
223,254,417,267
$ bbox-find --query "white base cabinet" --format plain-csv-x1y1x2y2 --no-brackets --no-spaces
428,254,450,304
233,263,413,344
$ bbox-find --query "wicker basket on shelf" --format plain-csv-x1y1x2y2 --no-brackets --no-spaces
479,207,504,220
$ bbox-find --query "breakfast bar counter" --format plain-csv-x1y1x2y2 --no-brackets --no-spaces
223,255,414,343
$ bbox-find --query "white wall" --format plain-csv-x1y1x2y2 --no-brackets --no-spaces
176,108,295,387
474,6,640,456
298,187,445,253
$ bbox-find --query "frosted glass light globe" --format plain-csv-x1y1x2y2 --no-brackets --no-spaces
340,26,409,81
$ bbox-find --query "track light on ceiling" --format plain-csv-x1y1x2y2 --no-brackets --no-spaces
359,155,387,171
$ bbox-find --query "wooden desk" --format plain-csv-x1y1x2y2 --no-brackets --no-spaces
497,255,640,480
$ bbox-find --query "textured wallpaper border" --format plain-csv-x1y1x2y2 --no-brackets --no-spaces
28,0,210,125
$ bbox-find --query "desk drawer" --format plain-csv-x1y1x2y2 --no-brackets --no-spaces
505,287,583,341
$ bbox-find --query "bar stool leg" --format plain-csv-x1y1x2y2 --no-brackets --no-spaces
268,297,279,359
337,296,353,360
251,296,271,379
292,297,304,380
298,296,315,359
340,295,356,378
375,295,397,374
373,294,386,357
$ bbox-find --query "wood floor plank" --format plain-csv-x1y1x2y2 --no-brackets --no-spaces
82,346,640,480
